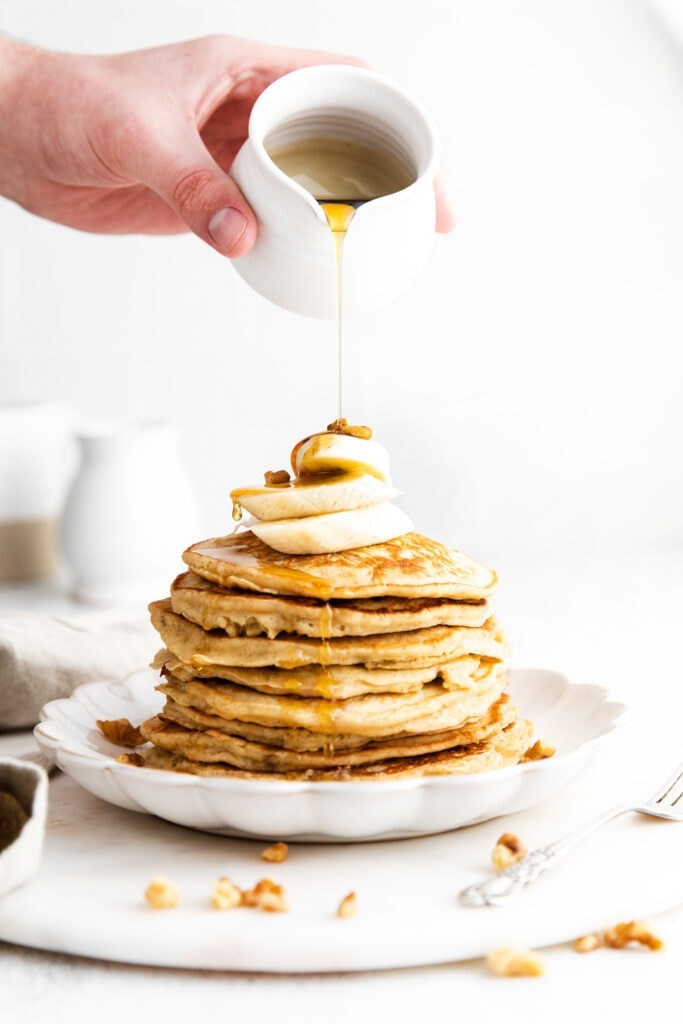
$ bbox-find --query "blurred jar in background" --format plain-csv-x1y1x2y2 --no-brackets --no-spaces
60,420,205,606
0,403,77,582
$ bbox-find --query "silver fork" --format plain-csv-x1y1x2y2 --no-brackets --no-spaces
459,760,683,907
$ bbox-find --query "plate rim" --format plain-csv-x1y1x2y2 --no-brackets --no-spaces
34,666,627,798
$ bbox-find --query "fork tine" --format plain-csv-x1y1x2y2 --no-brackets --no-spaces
651,761,683,805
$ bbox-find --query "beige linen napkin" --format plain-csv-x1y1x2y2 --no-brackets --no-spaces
0,610,157,729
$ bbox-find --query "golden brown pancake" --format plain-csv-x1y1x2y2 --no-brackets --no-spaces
122,717,534,781
171,570,491,638
153,661,508,738
139,693,518,770
149,599,509,671
120,510,539,785
182,531,498,601
152,648,487,699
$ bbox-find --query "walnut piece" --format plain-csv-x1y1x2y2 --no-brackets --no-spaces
486,947,546,977
211,876,243,910
574,933,603,953
116,751,145,766
337,891,357,919
603,920,664,951
261,841,288,863
326,418,372,439
264,469,291,486
145,876,179,909
523,739,556,762
491,832,527,871
241,877,289,913
97,717,144,748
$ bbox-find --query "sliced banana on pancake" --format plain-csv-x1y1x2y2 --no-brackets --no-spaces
251,501,414,555
232,473,397,522
231,425,410,554
292,431,391,481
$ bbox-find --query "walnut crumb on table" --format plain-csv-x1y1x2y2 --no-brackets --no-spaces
261,841,288,863
211,876,243,910
491,832,527,871
574,920,664,953
603,920,664,951
337,891,357,919
241,877,289,913
574,933,603,953
145,876,180,909
486,948,546,977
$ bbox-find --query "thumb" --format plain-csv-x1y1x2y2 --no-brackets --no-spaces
140,133,258,257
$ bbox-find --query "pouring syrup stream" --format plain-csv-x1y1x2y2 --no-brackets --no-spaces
320,202,357,422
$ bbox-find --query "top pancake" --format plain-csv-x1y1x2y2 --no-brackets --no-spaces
183,530,498,601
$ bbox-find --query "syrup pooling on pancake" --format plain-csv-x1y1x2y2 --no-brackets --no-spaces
230,420,414,555
182,531,499,602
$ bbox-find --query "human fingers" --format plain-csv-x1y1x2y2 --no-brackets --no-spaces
434,173,456,233
113,37,366,255
130,123,258,256
212,33,368,89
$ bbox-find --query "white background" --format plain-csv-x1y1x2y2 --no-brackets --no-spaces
1,0,682,577
2,5,683,1014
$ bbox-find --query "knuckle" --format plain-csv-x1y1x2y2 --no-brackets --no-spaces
171,168,216,215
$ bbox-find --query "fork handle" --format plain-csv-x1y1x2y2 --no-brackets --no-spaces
459,804,633,907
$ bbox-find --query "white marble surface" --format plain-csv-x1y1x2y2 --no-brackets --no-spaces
1,549,683,1021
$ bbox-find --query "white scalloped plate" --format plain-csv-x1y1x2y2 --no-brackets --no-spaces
33,667,625,842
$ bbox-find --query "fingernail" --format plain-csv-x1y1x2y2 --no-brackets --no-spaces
208,207,248,254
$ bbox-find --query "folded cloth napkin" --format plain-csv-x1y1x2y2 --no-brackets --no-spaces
0,610,157,729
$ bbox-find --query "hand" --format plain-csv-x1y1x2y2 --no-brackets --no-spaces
0,34,455,256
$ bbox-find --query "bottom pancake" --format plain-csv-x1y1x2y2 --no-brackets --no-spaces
120,716,535,780
138,692,518,769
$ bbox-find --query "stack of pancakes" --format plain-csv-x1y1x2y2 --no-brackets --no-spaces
127,529,535,780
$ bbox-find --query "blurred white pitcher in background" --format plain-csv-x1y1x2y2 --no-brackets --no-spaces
61,420,204,607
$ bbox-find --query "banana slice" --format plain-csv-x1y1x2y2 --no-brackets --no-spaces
232,475,398,522
292,432,391,482
251,501,414,555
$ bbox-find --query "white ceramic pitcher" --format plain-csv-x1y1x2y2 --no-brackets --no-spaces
230,65,440,318
60,420,204,606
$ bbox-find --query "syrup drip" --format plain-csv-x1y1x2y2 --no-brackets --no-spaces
320,202,357,423
266,136,415,424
